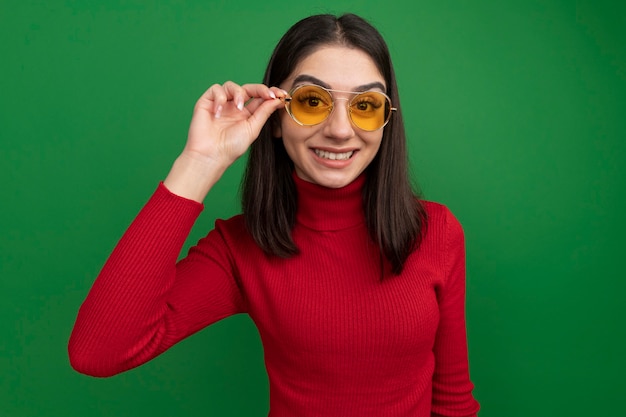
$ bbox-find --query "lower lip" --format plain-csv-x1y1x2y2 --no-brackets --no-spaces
311,149,356,168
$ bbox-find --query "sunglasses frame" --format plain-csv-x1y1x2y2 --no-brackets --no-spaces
282,84,397,131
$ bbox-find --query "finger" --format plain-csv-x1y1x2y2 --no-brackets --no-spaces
242,85,288,113
200,84,230,103
245,96,285,134
244,95,278,115
223,81,248,111
270,86,289,98
197,84,230,117
241,83,283,101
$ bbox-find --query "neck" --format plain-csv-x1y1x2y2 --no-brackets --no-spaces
293,173,366,231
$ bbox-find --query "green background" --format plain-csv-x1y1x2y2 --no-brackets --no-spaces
1,1,624,416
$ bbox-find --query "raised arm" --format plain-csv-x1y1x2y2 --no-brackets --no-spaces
165,82,286,201
68,83,286,377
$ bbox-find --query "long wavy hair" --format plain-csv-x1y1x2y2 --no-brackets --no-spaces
242,13,426,275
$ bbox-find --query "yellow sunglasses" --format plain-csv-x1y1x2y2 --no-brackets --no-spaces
282,84,396,131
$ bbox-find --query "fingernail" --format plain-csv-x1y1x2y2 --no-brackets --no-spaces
215,105,222,118
269,91,276,99
237,98,244,111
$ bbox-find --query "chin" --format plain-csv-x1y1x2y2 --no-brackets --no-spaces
312,173,358,189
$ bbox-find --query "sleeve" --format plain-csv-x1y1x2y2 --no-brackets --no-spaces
431,208,480,417
68,183,247,377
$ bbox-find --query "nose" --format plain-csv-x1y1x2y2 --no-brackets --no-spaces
323,98,354,141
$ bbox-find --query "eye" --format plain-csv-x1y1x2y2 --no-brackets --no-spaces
306,96,321,107
352,94,383,113
297,92,329,108
355,101,371,111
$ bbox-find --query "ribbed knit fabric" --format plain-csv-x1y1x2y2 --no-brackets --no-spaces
69,174,480,417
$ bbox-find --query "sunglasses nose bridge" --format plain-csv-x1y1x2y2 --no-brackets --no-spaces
326,95,353,123
330,96,353,123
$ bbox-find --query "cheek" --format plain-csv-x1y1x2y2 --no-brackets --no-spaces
279,114,319,147
364,133,384,153
275,110,302,139
281,131,306,159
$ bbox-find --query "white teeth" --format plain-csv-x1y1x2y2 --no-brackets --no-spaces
314,149,354,161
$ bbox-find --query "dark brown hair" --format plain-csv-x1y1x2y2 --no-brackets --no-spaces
242,13,426,275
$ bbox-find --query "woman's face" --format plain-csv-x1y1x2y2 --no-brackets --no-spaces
277,45,386,189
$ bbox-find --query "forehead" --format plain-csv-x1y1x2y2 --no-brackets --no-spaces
285,46,385,90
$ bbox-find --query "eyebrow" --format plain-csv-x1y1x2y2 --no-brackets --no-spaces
291,74,386,93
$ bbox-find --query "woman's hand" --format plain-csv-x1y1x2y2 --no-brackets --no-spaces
164,82,286,201
186,82,286,166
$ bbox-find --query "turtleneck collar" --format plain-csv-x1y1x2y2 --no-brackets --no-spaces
293,172,366,231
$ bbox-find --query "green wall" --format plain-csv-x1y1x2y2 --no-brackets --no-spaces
1,1,624,416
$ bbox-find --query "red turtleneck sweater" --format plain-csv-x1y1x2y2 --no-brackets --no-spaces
69,174,479,417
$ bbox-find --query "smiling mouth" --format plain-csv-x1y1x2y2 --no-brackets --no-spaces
314,149,355,161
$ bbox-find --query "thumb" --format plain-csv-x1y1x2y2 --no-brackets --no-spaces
245,98,284,135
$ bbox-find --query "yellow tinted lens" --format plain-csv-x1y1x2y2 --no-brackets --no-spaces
288,85,333,125
349,91,390,131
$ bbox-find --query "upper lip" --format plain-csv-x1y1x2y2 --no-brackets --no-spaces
311,147,358,153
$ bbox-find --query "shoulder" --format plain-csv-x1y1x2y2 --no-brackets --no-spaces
211,214,262,253
192,214,250,251
417,201,466,290
209,214,254,249
420,200,464,240
417,200,465,269
190,214,259,268
213,213,247,234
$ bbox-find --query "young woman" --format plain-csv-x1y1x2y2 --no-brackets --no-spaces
69,13,480,417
